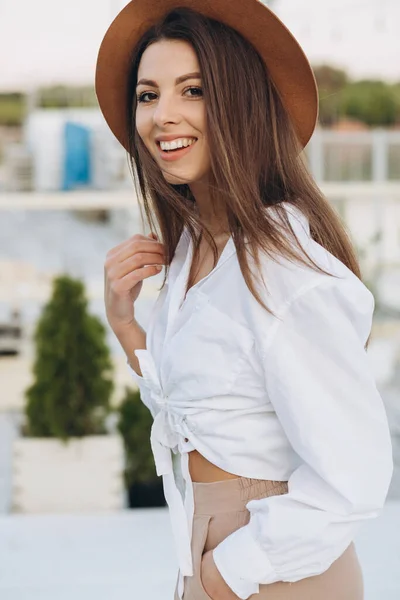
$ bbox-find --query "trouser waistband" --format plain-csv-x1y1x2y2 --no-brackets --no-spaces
192,476,289,515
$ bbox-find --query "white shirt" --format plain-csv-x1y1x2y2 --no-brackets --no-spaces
128,201,393,600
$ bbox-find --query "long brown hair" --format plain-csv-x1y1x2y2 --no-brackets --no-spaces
125,7,370,348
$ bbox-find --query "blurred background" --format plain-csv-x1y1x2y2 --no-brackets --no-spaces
0,0,399,599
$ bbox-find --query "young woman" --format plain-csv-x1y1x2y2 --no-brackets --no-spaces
97,2,393,599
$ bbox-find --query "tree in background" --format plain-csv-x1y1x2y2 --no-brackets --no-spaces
24,275,114,441
313,64,349,126
0,93,25,126
313,66,399,127
392,83,400,123
117,386,165,507
38,85,97,109
117,387,157,487
0,86,97,127
340,80,398,127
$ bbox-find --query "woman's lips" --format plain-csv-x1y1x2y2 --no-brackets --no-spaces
156,139,197,162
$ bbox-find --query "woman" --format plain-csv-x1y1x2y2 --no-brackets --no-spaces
98,2,393,599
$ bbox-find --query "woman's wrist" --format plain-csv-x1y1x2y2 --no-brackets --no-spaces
111,317,139,338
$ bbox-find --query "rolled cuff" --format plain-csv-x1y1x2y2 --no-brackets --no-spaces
126,359,157,418
212,523,278,599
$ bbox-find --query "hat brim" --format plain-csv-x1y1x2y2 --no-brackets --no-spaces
95,0,319,152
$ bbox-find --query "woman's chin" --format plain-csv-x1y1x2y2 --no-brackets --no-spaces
162,170,196,186
158,162,210,187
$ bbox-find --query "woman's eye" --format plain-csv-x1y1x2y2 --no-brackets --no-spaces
137,87,203,104
184,86,203,98
137,92,157,104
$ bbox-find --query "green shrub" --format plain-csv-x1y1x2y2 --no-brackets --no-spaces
37,85,98,108
313,64,349,126
117,386,157,487
0,93,25,126
24,275,114,441
340,80,398,127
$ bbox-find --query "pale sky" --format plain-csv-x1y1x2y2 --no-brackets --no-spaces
0,0,399,91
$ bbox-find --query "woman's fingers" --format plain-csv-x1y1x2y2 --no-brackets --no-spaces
111,252,165,280
115,264,163,292
113,237,165,265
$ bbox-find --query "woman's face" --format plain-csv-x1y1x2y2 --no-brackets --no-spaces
135,39,210,186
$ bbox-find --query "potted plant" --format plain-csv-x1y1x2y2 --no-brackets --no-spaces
117,386,166,508
12,274,125,513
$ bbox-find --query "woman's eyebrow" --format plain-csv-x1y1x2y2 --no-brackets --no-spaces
136,71,201,88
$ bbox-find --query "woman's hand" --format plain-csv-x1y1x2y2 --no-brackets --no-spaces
104,231,165,333
200,550,242,600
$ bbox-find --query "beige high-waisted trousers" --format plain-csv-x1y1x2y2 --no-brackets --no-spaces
174,476,364,600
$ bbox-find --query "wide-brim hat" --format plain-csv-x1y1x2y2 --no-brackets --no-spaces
95,0,319,152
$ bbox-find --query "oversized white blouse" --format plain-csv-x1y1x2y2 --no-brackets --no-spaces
128,201,393,600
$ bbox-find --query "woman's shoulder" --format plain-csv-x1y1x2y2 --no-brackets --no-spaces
255,201,372,313
265,201,310,238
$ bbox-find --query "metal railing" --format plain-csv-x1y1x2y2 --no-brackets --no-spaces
306,128,400,183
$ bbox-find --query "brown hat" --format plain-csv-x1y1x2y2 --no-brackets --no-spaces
95,0,319,152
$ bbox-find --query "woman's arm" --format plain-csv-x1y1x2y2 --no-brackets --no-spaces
114,321,159,419
113,320,147,377
211,276,394,600
104,230,165,417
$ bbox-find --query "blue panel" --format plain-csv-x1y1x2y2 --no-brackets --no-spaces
62,121,92,191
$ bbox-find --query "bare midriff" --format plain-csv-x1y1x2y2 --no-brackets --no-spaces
188,447,241,482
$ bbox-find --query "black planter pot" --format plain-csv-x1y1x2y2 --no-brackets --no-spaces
128,479,166,508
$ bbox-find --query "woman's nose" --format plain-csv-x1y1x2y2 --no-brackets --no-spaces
152,94,181,126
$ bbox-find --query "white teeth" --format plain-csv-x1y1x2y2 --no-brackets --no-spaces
159,138,196,151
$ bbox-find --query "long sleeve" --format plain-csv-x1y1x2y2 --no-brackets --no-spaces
212,276,394,600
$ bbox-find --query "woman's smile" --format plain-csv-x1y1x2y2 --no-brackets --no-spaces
156,137,198,161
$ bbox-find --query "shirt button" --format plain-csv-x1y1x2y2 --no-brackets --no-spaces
184,437,189,442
